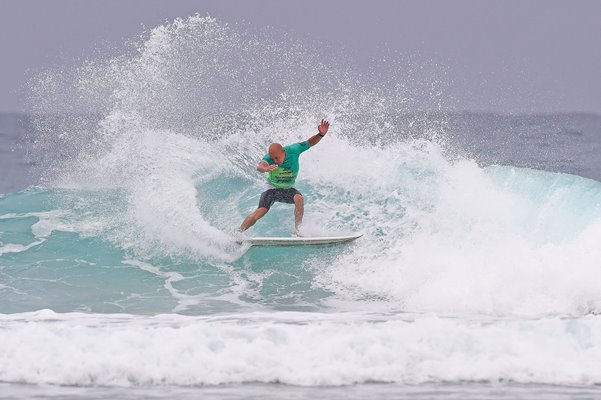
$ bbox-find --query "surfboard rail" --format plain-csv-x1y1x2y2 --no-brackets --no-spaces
242,233,363,247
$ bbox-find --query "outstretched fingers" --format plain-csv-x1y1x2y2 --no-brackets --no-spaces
318,119,330,134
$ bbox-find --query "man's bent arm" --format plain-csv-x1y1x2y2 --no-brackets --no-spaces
257,161,275,172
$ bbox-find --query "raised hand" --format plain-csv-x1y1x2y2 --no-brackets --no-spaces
318,119,330,136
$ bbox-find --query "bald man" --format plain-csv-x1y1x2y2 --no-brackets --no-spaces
240,119,330,234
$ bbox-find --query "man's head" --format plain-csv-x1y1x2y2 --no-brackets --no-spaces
268,143,286,164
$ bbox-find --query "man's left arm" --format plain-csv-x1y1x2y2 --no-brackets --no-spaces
307,119,330,147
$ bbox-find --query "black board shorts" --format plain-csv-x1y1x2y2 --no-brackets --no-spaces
258,188,302,210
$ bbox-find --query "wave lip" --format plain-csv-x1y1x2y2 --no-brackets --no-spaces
1,311,601,387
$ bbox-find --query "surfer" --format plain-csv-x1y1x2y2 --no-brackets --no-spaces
239,119,330,235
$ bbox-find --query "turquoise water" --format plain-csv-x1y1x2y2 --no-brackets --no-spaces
0,186,347,315
4,163,600,316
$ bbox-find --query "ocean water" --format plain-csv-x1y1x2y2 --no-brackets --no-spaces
2,15,601,399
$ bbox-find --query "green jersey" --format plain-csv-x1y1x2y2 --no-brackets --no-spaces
262,141,310,188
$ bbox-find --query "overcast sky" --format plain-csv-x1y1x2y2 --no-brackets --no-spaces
1,0,600,114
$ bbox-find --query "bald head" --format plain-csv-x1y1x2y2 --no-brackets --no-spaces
268,143,286,164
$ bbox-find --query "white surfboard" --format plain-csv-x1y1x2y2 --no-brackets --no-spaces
243,233,363,247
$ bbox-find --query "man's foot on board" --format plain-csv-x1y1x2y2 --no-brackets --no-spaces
233,231,248,243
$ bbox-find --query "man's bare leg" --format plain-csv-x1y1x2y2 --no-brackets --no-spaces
240,207,268,232
293,194,304,235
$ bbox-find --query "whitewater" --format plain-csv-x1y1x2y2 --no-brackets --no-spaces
1,15,601,399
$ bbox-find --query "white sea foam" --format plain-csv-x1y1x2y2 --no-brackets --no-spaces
1,310,600,387
301,138,601,316
45,127,244,262
0,242,43,256
0,210,73,255
123,259,203,312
